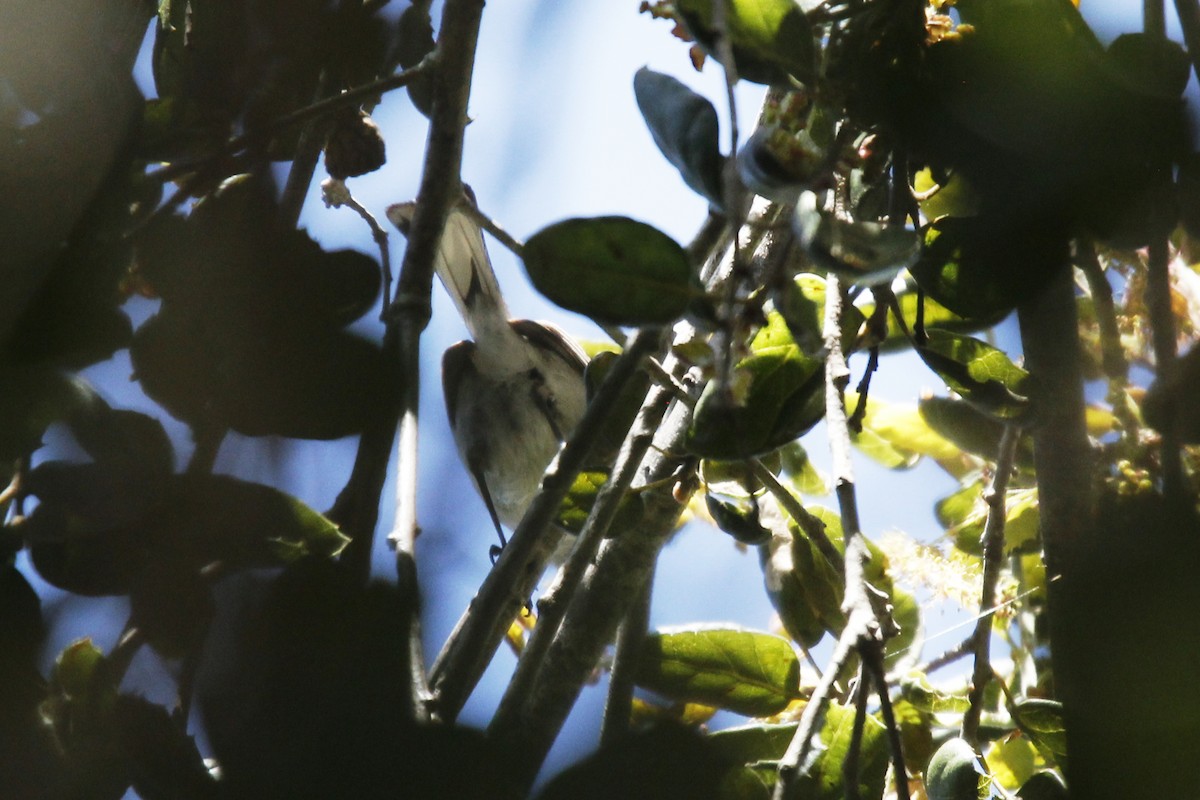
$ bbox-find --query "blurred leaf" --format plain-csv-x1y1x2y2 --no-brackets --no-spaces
891,699,935,772
778,442,829,495
849,392,970,475
1010,699,1068,765
583,350,652,464
634,68,724,206
677,0,816,85
910,218,1032,319
555,469,644,536
985,735,1046,793
635,628,800,716
0,367,97,462
870,282,1008,354
68,405,174,478
537,724,738,800
523,217,693,325
791,702,889,800
707,721,799,765
775,274,865,357
901,672,970,714
917,330,1032,420
688,312,825,459
950,487,1039,556
886,587,921,667
913,167,980,221
794,191,921,285
115,695,219,799
925,737,987,800
395,4,436,116
920,395,1034,467
1017,771,1068,800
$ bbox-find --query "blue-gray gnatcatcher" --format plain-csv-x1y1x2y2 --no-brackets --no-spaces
387,200,588,559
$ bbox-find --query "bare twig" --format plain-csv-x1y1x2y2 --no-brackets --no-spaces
601,574,653,745
843,669,870,800
863,646,909,800
375,0,487,720
749,460,845,574
961,425,1021,745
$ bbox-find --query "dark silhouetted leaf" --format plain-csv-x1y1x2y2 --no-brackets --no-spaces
0,366,97,462
635,628,800,716
115,695,218,799
634,68,724,206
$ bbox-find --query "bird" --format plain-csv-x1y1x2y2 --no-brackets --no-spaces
387,198,588,560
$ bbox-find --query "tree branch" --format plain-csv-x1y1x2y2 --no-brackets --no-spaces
961,425,1021,746
378,0,486,719
600,574,653,745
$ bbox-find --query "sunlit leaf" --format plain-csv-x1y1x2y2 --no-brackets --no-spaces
901,671,970,714
634,68,724,206
1011,699,1068,765
920,395,1034,466
790,703,889,800
677,0,816,85
687,312,825,459
778,442,829,495
555,469,644,536
523,217,693,326
985,735,1046,793
950,487,1039,556
635,628,801,716
917,330,1032,420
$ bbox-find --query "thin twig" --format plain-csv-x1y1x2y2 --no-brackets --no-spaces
961,425,1021,745
279,70,335,229
601,574,653,745
460,198,526,258
774,274,900,800
321,178,393,316
381,0,488,721
145,57,436,187
863,645,910,800
843,668,869,800
749,460,845,574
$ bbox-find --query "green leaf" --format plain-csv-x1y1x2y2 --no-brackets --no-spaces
775,274,865,357
523,217,693,326
677,0,816,85
848,392,971,476
950,488,1040,556
925,737,987,800
901,671,971,714
635,628,800,716
1016,771,1068,800
707,721,799,765
1010,699,1068,764
791,703,890,800
910,218,1037,319
869,281,1007,354
778,442,829,495
920,395,1034,466
555,469,644,536
687,312,825,459
633,68,724,206
913,167,980,222
917,330,1032,420
794,192,921,284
